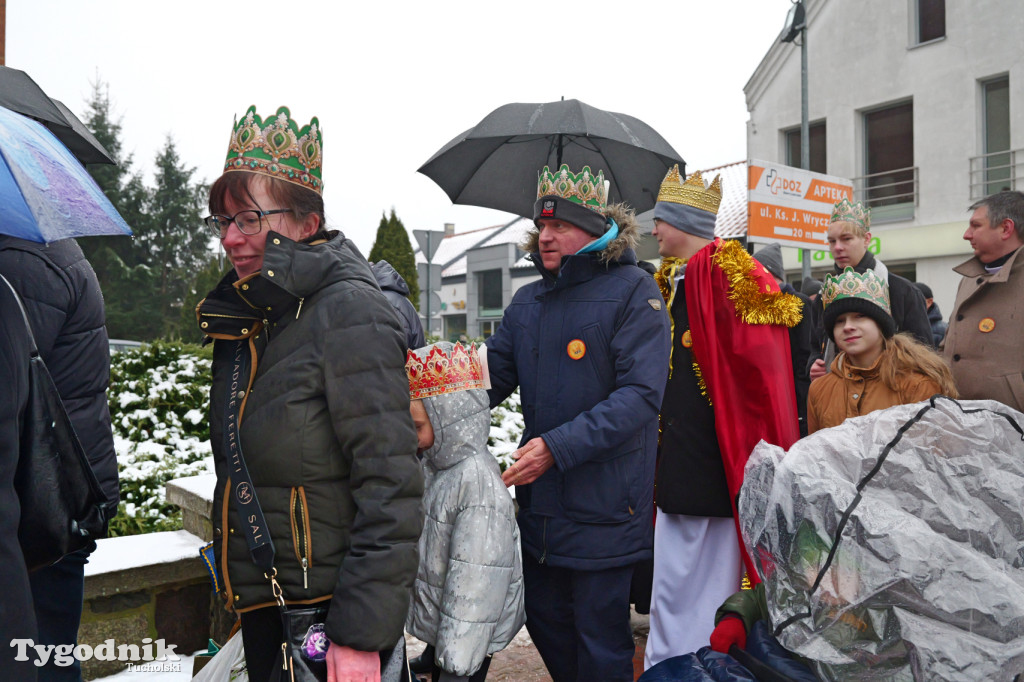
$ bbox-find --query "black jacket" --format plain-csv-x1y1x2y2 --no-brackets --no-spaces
199,230,423,652
0,274,39,681
781,283,812,436
0,237,118,509
371,260,425,349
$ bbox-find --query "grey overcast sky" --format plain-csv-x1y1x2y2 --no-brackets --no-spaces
8,0,795,254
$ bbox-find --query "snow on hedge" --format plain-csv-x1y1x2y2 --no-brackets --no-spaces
108,341,214,537
108,342,524,536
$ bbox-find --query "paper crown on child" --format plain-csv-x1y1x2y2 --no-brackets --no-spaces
406,342,485,400
830,197,870,229
223,105,323,195
821,267,896,339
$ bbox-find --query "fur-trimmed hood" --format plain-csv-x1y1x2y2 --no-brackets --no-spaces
521,203,640,265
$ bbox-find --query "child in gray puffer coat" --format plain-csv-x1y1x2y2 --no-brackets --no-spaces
405,342,525,682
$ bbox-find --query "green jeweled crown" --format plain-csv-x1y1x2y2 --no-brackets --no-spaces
821,267,891,314
223,105,323,194
537,164,607,212
830,197,870,229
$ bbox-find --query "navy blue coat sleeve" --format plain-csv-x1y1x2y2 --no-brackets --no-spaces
485,315,519,409
541,277,670,471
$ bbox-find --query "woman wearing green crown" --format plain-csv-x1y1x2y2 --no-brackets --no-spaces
196,106,423,682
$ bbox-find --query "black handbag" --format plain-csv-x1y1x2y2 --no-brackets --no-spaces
1,274,110,572
219,339,409,682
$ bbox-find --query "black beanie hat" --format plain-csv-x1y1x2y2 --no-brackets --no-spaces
821,267,896,343
533,196,609,237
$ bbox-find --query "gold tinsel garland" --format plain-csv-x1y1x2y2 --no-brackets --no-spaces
692,360,711,406
711,239,804,328
654,257,685,303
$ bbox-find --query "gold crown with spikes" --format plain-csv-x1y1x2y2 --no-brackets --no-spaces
657,166,722,215
406,342,485,400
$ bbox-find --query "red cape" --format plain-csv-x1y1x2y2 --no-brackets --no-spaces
685,239,800,584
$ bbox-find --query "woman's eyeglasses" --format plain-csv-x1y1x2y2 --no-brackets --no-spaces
203,209,291,238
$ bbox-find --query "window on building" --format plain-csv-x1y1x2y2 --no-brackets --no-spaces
477,269,503,317
984,77,1011,196
916,0,945,43
479,319,500,339
785,121,827,173
444,314,466,343
863,101,915,221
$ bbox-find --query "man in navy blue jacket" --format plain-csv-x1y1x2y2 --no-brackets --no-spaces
486,164,670,682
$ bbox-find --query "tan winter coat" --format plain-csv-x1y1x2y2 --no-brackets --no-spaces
942,246,1024,412
807,353,942,433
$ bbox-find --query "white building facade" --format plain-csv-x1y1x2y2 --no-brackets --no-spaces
745,0,1023,313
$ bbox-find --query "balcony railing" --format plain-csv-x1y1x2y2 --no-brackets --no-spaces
852,166,918,224
969,149,1023,200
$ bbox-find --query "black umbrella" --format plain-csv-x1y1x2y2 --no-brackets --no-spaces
419,99,684,217
0,66,116,165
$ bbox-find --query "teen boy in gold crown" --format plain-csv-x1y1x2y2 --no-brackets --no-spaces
485,164,670,681
645,167,801,667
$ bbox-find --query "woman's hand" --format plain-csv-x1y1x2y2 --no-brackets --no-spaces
501,437,555,488
326,642,380,682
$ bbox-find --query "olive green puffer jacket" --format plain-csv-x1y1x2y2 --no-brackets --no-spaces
198,229,423,652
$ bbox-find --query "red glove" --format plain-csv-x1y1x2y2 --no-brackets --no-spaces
709,615,747,654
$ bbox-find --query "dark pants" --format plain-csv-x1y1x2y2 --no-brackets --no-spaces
240,606,411,682
522,557,636,682
29,544,94,682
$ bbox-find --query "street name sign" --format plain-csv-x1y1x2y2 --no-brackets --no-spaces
747,159,853,250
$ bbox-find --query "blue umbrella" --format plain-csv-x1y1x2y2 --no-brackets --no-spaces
0,105,131,243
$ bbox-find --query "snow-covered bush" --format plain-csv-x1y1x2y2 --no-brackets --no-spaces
489,389,523,471
107,341,214,537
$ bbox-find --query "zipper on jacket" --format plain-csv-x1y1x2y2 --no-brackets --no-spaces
538,518,548,564
295,297,304,319
291,487,311,589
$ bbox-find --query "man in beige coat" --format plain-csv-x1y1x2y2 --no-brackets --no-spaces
942,190,1024,411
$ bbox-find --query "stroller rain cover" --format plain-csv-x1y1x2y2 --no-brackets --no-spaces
739,397,1024,681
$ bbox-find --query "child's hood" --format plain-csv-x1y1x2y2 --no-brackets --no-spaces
421,387,493,471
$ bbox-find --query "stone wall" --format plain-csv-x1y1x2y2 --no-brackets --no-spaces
79,475,229,680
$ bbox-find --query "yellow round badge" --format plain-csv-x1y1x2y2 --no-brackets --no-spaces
567,339,586,360
682,330,693,348
979,317,996,333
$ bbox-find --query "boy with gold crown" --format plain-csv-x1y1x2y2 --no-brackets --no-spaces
485,164,670,681
645,166,802,667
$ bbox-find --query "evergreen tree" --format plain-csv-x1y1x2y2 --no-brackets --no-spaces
81,80,148,267
174,252,227,343
144,136,211,337
368,208,420,309
81,81,215,340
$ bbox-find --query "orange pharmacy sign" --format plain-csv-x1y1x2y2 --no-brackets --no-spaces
747,159,853,250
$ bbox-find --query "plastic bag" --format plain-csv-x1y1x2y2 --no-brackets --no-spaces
192,629,247,681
